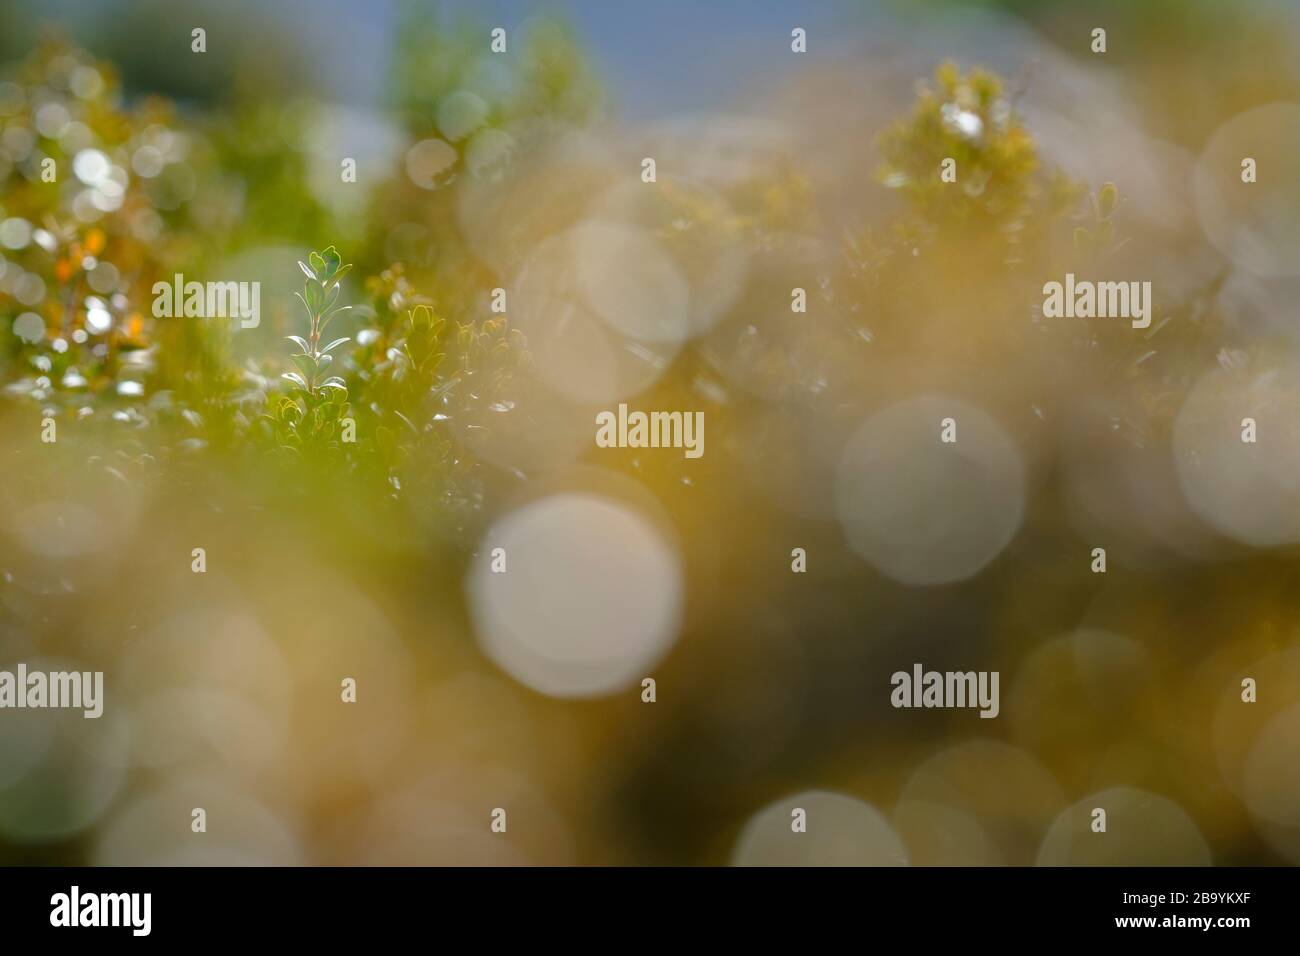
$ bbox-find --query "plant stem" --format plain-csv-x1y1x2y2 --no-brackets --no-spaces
308,306,321,395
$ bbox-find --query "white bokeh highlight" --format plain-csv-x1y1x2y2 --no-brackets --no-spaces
835,395,1025,585
1194,102,1300,278
1037,787,1211,866
1173,361,1300,547
467,493,684,698
731,790,908,866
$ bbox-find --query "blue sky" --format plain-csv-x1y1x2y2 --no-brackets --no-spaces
33,0,879,117
284,0,877,117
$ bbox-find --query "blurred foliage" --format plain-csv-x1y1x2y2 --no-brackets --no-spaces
876,62,1079,254
0,42,1243,524
0,38,532,533
0,3,318,106
388,2,603,130
856,63,1241,452
892,0,1300,145
1,19,1262,543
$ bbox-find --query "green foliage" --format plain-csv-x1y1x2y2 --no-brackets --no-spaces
350,264,531,500
0,39,347,458
267,246,353,452
0,41,1238,532
876,62,1080,246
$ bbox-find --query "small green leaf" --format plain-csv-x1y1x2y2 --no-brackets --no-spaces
309,250,326,275
281,371,308,390
286,335,310,354
291,354,317,379
304,281,324,315
325,263,352,290
322,246,341,278
298,260,317,280
276,397,302,424
322,337,351,353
